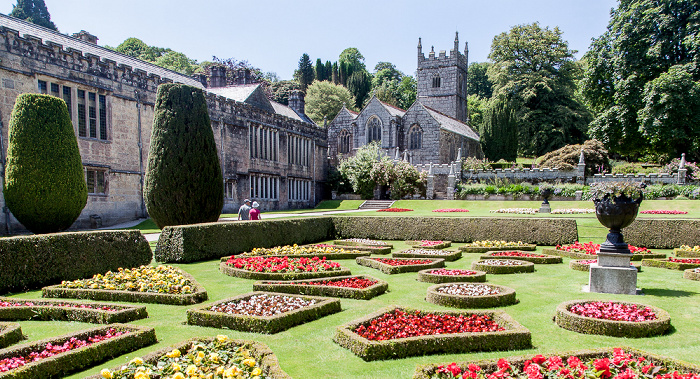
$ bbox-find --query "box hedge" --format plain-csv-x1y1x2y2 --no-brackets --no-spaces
544,248,664,262
187,292,341,334
641,259,700,271
0,323,156,379
319,243,391,255
625,219,700,248
0,230,152,294
334,239,393,248
252,275,388,300
0,297,147,324
333,305,531,361
479,251,562,264
459,244,537,254
407,240,452,249
683,269,700,281
416,269,487,284
355,257,445,274
0,322,22,349
393,249,462,262
426,283,517,308
554,300,671,338
675,248,700,258
243,248,371,260
569,260,641,272
471,260,535,274
219,259,351,281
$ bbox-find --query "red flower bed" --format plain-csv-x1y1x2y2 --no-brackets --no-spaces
0,328,126,373
225,256,342,273
295,277,378,289
417,240,446,247
490,252,546,258
640,210,688,214
376,208,413,212
433,348,700,379
668,257,700,264
370,258,433,266
353,309,504,341
556,242,652,255
0,300,118,311
428,269,479,276
433,209,470,212
569,301,657,322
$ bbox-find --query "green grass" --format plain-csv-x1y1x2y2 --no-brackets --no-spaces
220,200,364,218
125,218,160,234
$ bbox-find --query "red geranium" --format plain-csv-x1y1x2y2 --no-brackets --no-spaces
293,276,378,289
433,208,470,212
371,258,434,266
640,210,687,214
377,208,413,212
225,256,342,273
428,268,478,276
569,301,657,322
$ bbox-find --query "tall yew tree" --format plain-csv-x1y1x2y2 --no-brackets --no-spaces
144,84,223,229
10,0,57,31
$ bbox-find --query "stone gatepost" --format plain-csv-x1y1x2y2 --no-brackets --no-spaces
447,164,456,200
576,149,586,185
426,163,435,199
677,153,687,185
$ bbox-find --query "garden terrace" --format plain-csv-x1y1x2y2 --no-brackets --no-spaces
187,292,341,334
684,268,700,281
472,259,535,274
426,283,518,308
554,300,671,338
0,298,147,324
355,256,445,274
252,275,388,300
416,268,487,283
569,259,641,272
333,306,531,361
0,322,22,349
479,251,562,264
220,256,351,280
641,257,700,270
393,249,463,261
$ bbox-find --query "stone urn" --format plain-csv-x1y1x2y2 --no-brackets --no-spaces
540,188,553,204
594,194,642,254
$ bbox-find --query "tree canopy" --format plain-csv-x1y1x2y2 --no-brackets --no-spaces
304,81,355,125
467,62,492,99
294,53,315,92
10,0,57,31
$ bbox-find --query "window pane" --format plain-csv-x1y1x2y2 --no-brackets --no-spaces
77,90,86,137
97,171,105,194
88,92,97,138
86,170,94,193
62,87,72,121
38,80,47,94
99,95,107,140
50,83,59,98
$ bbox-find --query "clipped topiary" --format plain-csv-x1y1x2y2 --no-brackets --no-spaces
3,94,87,233
538,139,610,176
144,84,223,229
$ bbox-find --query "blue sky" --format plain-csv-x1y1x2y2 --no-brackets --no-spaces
2,0,618,80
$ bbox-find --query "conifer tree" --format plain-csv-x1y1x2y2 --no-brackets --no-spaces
315,58,326,81
10,0,57,31
324,61,333,82
294,53,315,92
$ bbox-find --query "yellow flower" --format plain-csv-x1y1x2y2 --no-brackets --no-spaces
172,362,181,372
197,351,205,359
130,357,144,365
223,367,242,378
216,366,225,375
216,335,228,342
242,358,256,367
171,374,185,379
134,372,150,379
166,349,181,358
252,367,262,376
185,365,198,376
100,369,113,379
194,356,202,365
208,353,220,362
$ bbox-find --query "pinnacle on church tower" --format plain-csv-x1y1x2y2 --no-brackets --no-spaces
454,31,459,52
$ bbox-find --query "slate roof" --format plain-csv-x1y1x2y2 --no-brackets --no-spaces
208,84,258,102
379,101,406,118
423,105,480,141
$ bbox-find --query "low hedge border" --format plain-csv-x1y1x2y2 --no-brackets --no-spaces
42,268,208,305
0,230,151,294
252,275,388,300
0,323,156,379
187,292,341,334
569,260,642,272
459,245,537,254
333,305,531,361
393,249,462,262
307,244,392,255
426,283,517,308
544,248,665,262
413,346,700,379
0,322,22,349
243,249,371,260
407,241,452,249
683,268,700,281
355,257,445,275
0,297,147,324
86,337,291,379
416,269,487,284
554,299,671,338
675,249,700,258
479,251,562,264
641,259,700,271
219,260,351,281
471,260,535,274
334,240,394,249
626,219,700,249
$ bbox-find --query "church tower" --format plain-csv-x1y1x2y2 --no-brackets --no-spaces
416,32,469,122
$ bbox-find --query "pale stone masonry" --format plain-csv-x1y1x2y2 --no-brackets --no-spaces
0,14,326,233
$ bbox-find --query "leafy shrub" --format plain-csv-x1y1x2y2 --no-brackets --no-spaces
3,94,87,233
144,83,223,229
462,157,493,171
660,158,700,181
538,139,610,176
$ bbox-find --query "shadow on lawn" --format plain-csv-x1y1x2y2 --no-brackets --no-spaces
641,288,697,297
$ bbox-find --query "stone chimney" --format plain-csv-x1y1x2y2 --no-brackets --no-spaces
72,30,98,44
235,68,251,85
288,90,305,115
210,66,227,88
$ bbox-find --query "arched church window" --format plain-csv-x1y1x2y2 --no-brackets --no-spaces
408,124,422,150
338,129,351,153
432,74,441,88
367,117,382,143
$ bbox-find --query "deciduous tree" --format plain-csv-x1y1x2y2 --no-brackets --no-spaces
304,81,355,125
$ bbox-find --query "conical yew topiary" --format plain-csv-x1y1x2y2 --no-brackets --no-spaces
3,94,87,233
144,83,223,229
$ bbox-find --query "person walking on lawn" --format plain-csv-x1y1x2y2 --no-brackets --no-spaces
250,201,261,220
238,199,252,220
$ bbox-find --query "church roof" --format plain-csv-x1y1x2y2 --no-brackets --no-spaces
271,101,315,124
379,101,406,118
423,105,480,141
208,84,259,102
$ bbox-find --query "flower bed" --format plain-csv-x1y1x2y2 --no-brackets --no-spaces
675,245,700,258
642,257,700,270
407,240,452,249
0,297,147,324
308,243,392,255
377,208,413,212
545,242,666,261
554,300,671,338
640,210,688,214
333,238,393,248
252,275,388,300
490,208,538,214
0,324,155,378
550,208,596,214
89,336,291,379
459,241,536,254
42,265,208,305
0,323,22,349
187,292,341,334
479,251,562,264
333,306,531,361
240,244,373,259
683,268,700,281
220,256,351,281
413,347,700,379
433,209,470,213
355,256,445,274
569,260,641,272
393,249,462,262
426,283,517,308
471,260,535,274
417,269,487,284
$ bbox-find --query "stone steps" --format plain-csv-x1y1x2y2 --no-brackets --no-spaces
359,200,395,210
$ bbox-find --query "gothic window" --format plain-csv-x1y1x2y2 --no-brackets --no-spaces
408,124,422,150
367,117,382,143
338,129,351,153
432,74,441,88
85,167,107,195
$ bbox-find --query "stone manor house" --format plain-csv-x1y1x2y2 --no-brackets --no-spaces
0,14,326,233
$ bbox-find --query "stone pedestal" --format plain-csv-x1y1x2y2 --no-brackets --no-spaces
585,252,639,295
539,203,551,213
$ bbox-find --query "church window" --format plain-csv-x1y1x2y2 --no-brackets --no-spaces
367,117,382,143
432,75,441,88
338,129,351,153
408,124,423,150
85,167,107,195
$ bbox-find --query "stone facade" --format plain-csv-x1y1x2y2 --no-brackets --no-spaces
0,14,326,234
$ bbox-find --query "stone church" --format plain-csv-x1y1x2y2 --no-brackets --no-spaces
327,33,483,166
0,13,326,234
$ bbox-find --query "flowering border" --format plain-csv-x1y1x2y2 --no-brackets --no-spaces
479,251,563,264
252,275,388,300
641,258,700,271
0,297,147,324
569,260,641,272
333,239,394,249
186,292,341,334
426,283,517,309
683,269,700,281
86,337,291,379
544,248,666,261
241,246,374,259
393,249,463,262
333,305,531,361
471,260,535,274
218,260,351,281
459,245,537,254
413,347,700,379
355,257,445,274
0,324,155,378
0,322,22,349
554,300,671,338
308,243,391,255
416,269,487,284
406,241,452,249
674,248,700,258
41,269,208,306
